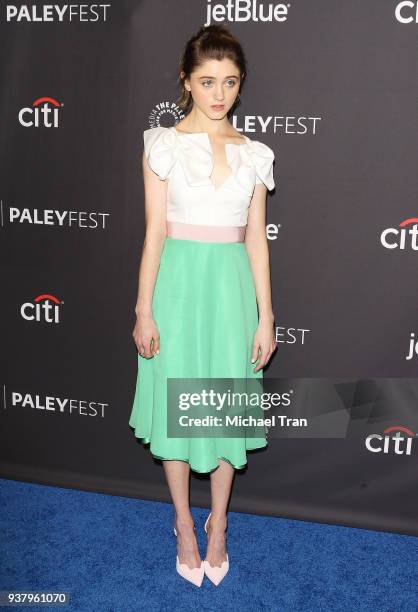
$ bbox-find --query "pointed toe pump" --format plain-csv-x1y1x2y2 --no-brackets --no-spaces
203,512,230,586
173,525,204,587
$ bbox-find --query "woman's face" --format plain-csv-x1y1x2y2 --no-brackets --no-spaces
184,58,241,119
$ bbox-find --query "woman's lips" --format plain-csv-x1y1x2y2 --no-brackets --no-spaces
211,105,225,110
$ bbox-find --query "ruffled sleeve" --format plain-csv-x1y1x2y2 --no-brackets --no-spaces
246,140,275,191
143,126,178,180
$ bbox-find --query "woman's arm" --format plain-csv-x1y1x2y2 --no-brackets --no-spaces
132,151,167,358
244,184,276,372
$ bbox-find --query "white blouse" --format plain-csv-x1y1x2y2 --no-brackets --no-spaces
143,126,275,227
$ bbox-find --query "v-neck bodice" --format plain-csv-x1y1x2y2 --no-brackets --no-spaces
143,125,275,227
174,127,249,192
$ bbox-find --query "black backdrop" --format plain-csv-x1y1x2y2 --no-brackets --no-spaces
1,1,417,536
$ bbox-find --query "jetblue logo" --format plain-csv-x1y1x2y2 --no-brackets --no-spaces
205,0,290,25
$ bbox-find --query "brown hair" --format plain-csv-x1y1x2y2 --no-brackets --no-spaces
176,25,247,118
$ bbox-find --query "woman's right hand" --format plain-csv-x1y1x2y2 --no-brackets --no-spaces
132,312,160,358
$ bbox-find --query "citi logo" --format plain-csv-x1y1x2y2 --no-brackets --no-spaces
395,1,418,22
204,0,290,25
380,217,418,250
21,293,63,323
365,425,416,456
18,96,63,128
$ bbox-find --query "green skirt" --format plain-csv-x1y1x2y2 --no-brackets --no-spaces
129,236,267,473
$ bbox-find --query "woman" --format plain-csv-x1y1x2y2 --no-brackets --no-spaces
129,24,276,587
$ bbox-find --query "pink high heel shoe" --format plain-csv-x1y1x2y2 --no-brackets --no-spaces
203,512,229,586
173,524,204,587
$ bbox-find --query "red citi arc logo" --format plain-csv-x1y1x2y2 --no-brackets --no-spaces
365,425,415,456
380,217,418,250
18,97,63,128
21,294,63,323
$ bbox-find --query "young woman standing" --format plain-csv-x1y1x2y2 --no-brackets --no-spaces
130,24,276,586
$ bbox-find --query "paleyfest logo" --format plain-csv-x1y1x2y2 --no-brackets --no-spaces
5,4,110,22
21,293,63,324
2,386,108,418
1,200,110,229
18,96,63,128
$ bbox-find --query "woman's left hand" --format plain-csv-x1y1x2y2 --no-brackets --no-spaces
251,318,277,373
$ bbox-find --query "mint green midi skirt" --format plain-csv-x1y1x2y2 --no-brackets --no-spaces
129,236,268,473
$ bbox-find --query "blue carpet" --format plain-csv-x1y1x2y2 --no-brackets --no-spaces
0,478,417,611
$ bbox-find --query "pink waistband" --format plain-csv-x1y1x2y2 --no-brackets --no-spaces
166,221,246,243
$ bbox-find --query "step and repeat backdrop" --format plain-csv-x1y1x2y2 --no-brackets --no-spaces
1,1,417,536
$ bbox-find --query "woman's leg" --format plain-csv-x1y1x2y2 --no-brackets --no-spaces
163,460,202,569
205,459,234,566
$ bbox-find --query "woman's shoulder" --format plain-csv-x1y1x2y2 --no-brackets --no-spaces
142,124,276,190
245,133,275,158
143,125,175,148
242,135,276,191
143,125,172,135
142,126,178,180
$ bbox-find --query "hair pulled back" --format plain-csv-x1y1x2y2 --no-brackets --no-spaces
176,24,247,118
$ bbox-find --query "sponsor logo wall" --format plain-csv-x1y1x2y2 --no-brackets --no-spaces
1,1,417,535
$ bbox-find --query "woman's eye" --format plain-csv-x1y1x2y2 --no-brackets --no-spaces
201,80,237,87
